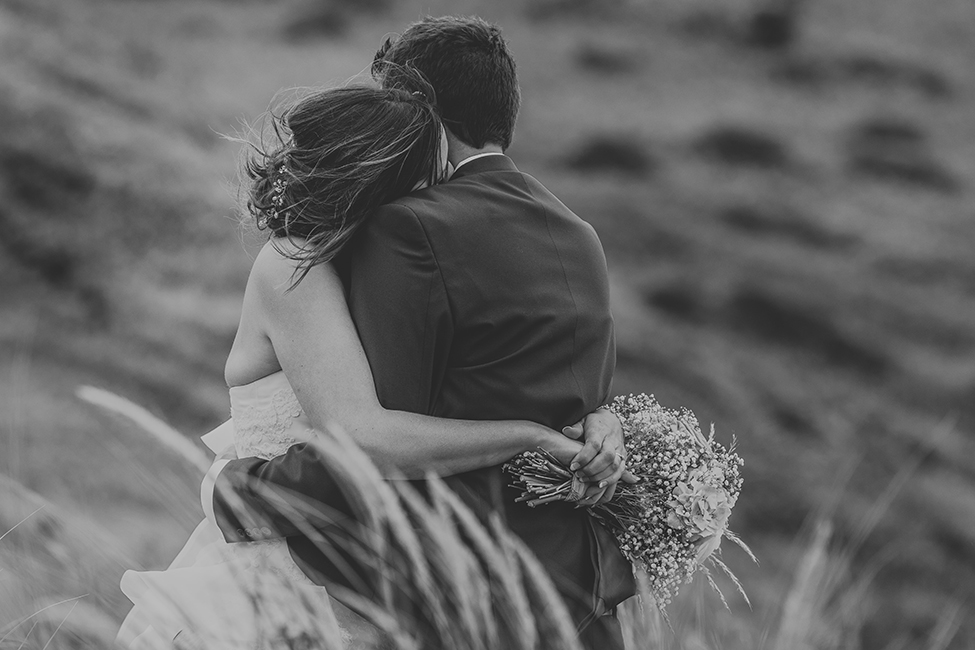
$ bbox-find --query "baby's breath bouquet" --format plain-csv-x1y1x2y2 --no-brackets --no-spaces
504,393,755,609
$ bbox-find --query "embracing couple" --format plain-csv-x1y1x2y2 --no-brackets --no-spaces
117,15,635,650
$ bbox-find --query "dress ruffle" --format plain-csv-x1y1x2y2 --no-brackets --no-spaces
116,372,367,649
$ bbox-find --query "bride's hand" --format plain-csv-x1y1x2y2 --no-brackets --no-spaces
535,434,602,504
561,409,637,506
537,431,584,468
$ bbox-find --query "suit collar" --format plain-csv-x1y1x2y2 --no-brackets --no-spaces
448,154,517,180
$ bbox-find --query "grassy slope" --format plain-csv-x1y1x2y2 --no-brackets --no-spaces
0,0,973,646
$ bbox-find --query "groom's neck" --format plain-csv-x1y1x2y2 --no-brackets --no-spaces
446,131,504,167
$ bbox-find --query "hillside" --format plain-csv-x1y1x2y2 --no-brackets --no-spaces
1,0,973,647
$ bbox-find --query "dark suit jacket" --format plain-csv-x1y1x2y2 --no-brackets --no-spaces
212,155,635,628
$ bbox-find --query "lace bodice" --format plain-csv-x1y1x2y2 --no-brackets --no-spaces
226,371,319,587
229,371,313,460
120,371,364,650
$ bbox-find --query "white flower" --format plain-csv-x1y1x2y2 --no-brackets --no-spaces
665,474,735,538
513,393,751,607
666,510,684,530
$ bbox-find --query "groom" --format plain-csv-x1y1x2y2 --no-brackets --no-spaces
207,16,635,649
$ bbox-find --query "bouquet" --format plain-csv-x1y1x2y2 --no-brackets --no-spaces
504,394,755,608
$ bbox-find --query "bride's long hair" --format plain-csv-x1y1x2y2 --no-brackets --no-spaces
243,72,444,285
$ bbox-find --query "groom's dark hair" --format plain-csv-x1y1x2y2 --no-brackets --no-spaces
372,16,520,151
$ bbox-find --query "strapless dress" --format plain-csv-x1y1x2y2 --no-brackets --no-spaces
116,372,376,650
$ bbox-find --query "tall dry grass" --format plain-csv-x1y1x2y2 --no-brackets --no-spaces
1,388,968,649
0,474,132,649
4,388,585,650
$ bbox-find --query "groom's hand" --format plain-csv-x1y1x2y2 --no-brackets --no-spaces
562,408,636,505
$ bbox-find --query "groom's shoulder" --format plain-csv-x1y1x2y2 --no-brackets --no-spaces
382,169,584,230
366,181,486,237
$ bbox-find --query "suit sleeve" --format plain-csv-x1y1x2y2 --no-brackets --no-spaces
345,202,453,414
211,443,355,542
210,203,451,543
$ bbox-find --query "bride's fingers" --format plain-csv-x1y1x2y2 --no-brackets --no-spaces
578,456,615,480
570,475,607,504
569,435,606,472
561,420,585,440
574,483,608,507
595,481,618,506
575,445,624,481
581,457,625,486
569,412,617,470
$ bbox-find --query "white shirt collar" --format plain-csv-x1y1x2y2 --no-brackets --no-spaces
448,152,506,180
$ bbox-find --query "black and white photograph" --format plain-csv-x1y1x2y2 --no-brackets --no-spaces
1,0,973,648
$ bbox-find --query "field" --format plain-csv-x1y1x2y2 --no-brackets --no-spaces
1,0,974,647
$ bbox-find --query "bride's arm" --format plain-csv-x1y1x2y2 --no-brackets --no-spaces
254,245,580,476
207,246,589,543
206,248,580,542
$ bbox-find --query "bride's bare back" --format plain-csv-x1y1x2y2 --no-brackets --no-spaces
224,241,350,389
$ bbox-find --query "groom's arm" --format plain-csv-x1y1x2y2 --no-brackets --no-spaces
207,443,356,542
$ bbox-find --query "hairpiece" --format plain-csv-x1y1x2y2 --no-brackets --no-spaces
371,37,394,76
267,167,289,226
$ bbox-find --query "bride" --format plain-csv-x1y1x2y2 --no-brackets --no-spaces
115,77,617,650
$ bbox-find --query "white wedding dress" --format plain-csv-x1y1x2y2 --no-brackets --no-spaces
116,371,377,650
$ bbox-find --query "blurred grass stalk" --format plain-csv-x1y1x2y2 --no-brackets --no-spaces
75,385,211,475
1,388,967,648
768,518,964,650
767,417,964,650
0,477,127,649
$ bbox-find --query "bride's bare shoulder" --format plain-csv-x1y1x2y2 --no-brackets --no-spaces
248,239,340,299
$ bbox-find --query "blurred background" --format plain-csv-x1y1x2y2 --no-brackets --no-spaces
1,0,973,647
